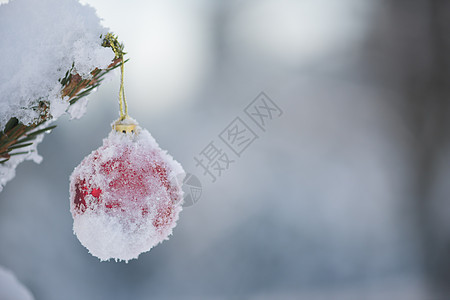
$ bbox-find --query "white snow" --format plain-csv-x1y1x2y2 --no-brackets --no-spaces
0,0,115,191
0,265,34,300
0,122,49,192
67,95,90,120
70,123,185,262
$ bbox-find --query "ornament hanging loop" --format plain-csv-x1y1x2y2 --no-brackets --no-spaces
103,33,136,134
118,50,128,120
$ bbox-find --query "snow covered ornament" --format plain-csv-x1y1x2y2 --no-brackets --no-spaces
70,117,185,261
69,34,185,261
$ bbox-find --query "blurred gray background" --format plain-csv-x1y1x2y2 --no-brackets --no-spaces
1,0,450,299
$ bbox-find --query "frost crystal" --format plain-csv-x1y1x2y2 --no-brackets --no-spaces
69,125,185,262
0,0,115,191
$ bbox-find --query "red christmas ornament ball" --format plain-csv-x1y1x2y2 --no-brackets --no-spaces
69,123,185,262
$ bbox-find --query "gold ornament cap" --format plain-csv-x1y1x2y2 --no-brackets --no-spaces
113,117,137,134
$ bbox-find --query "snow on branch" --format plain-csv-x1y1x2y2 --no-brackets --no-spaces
0,0,122,192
